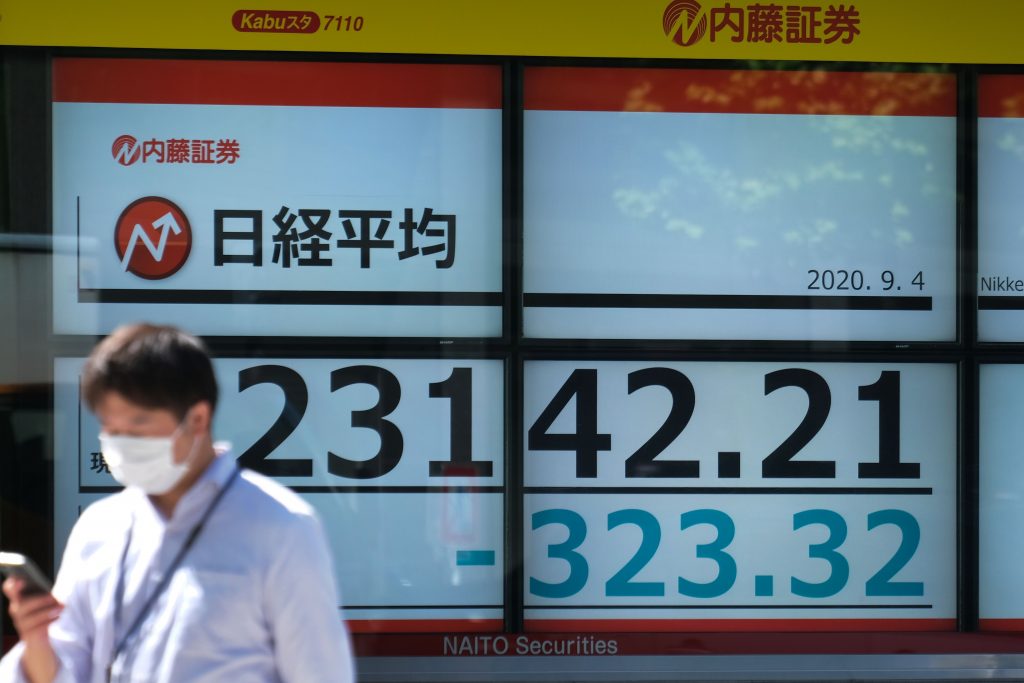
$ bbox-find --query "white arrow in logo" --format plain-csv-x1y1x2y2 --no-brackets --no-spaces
120,212,182,270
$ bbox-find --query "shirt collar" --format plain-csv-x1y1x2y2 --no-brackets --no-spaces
202,443,237,489
132,443,236,527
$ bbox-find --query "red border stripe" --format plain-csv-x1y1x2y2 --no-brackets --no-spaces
979,618,1024,632
525,67,956,116
523,618,956,633
346,619,503,634
351,630,1024,657
979,75,1024,117
52,58,502,109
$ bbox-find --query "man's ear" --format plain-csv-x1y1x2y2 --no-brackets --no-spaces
189,400,213,436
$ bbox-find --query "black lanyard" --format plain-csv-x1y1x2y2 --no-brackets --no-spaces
107,466,241,682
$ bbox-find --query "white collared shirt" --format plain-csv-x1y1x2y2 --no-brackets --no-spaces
1,453,355,683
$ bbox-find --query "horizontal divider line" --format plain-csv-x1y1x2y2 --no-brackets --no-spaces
78,288,502,306
79,485,505,494
524,486,932,495
523,293,932,311
289,486,505,493
83,485,926,495
525,604,933,610
344,605,504,610
979,295,1024,310
520,616,954,634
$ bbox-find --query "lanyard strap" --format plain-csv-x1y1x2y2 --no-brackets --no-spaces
107,466,241,681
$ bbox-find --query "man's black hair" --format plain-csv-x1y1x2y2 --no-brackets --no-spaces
82,323,218,419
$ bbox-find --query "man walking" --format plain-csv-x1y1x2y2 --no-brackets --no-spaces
2,323,355,682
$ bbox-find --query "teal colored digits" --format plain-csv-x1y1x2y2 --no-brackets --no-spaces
678,509,737,598
606,509,664,597
866,509,923,597
792,509,849,598
530,509,588,598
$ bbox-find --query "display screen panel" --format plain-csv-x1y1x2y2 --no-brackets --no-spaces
979,363,1024,629
978,75,1024,342
51,58,504,337
523,68,957,341
523,360,956,630
55,356,506,633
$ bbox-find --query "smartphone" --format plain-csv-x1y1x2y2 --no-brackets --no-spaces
0,551,53,596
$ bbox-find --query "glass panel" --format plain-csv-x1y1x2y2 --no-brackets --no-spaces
51,58,504,338
523,67,957,341
54,356,506,633
978,75,1024,342
523,360,956,631
979,363,1024,629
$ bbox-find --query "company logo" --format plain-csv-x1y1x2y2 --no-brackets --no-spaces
111,135,241,166
112,135,142,166
115,197,192,280
663,0,707,46
661,2,861,47
232,9,320,33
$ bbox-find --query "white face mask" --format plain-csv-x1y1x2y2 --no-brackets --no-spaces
99,416,199,495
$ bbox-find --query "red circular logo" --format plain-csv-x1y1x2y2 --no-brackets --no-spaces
663,0,707,46
112,134,141,166
114,197,192,280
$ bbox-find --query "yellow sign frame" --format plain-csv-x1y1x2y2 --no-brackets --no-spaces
1,0,1022,64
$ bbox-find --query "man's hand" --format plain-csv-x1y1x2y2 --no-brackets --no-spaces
2,577,61,683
